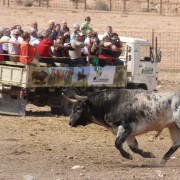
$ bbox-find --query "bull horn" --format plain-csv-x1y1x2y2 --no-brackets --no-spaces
74,94,88,101
61,93,77,104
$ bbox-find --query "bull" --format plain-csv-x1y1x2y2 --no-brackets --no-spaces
64,89,180,164
77,68,87,81
31,70,48,84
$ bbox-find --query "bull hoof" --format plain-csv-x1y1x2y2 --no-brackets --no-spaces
121,152,133,160
143,152,156,158
160,159,167,165
149,152,156,158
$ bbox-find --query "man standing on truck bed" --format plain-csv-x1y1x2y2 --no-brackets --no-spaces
37,31,56,67
8,29,23,62
111,33,124,65
69,32,87,67
0,28,11,61
19,31,38,65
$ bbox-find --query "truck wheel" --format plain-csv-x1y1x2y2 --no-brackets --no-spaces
138,84,147,90
51,107,63,115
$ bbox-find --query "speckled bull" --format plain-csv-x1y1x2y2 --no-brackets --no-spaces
68,89,180,164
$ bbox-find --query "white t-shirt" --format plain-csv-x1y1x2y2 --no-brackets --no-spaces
82,37,90,55
30,36,40,46
69,40,86,59
8,36,22,55
0,35,10,51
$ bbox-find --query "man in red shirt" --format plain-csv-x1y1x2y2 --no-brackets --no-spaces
37,31,56,66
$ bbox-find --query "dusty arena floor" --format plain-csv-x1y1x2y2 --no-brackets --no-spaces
0,7,180,180
0,91,180,180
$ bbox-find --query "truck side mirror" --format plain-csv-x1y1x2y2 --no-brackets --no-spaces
156,49,162,62
150,47,154,63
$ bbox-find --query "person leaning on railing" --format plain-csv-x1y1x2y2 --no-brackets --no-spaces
68,32,87,67
52,34,71,66
89,32,100,66
0,28,11,61
8,29,23,62
0,41,3,62
37,31,56,67
19,31,39,65
111,33,124,66
98,34,113,66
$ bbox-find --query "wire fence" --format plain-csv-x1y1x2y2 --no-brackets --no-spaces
1,0,180,16
118,30,180,82
119,31,180,69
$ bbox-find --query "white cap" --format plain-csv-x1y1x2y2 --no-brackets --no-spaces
13,29,20,35
48,20,55,24
73,23,80,29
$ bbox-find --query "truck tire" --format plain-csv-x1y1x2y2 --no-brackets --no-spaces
127,83,147,90
138,84,147,90
51,107,63,115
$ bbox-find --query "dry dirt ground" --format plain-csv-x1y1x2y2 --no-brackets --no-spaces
0,7,180,180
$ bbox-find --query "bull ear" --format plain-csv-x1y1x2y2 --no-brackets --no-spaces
74,94,88,101
61,93,77,104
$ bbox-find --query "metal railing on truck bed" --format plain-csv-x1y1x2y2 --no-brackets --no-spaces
27,65,127,88
0,61,127,116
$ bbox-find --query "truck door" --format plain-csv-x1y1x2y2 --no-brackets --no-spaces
138,44,158,91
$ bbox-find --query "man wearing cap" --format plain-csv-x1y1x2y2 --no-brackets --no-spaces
80,16,91,35
69,32,87,66
8,29,23,62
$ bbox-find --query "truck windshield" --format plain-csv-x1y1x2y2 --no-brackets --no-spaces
140,45,151,61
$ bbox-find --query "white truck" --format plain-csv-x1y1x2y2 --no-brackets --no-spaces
119,36,161,91
0,36,161,116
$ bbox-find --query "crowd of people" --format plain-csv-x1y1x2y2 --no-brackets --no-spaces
0,16,124,67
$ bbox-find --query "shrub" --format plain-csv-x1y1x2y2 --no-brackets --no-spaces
24,0,34,7
15,0,23,5
96,0,109,11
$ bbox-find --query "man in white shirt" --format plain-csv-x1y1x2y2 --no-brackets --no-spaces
8,29,23,62
82,29,93,56
0,28,10,60
69,32,87,66
29,28,39,46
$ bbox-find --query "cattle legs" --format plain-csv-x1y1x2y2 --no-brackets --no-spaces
161,124,180,164
115,125,133,160
126,137,155,158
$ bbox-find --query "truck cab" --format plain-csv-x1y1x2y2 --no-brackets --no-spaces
119,37,161,91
